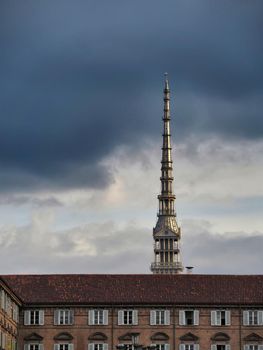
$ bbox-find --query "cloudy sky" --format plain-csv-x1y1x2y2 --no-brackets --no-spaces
0,1,262,274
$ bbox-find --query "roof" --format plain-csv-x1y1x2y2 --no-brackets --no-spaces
1,274,263,306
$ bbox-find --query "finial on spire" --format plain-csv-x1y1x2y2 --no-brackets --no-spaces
164,72,169,91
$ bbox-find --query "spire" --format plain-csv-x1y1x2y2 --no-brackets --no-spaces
150,75,183,274
159,73,175,216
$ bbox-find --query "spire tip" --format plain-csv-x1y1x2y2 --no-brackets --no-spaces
164,72,169,91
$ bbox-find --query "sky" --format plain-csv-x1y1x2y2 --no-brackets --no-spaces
0,1,263,274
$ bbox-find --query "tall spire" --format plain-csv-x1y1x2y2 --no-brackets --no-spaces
150,74,183,274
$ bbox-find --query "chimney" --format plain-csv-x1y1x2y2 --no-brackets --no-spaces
185,266,194,274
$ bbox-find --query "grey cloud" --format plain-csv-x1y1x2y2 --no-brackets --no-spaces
0,217,262,274
0,1,262,191
182,220,263,274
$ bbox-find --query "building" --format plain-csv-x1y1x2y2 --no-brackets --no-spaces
0,278,20,350
1,275,263,350
0,78,262,350
151,74,183,274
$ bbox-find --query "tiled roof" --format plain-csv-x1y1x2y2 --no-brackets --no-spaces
1,274,263,306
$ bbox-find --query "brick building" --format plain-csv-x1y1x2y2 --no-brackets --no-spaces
0,278,20,350
0,78,262,350
1,274,263,350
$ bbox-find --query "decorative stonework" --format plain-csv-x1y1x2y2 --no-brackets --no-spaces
54,332,73,341
243,333,263,342
150,333,169,341
211,332,230,341
24,333,43,341
151,75,183,274
180,333,199,341
88,332,108,341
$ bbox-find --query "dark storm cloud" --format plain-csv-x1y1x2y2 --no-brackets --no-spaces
0,1,262,190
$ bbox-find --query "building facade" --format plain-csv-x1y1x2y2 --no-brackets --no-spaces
0,275,263,350
0,279,20,350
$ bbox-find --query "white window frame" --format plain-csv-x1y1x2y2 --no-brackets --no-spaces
54,309,74,325
151,344,170,350
244,346,263,350
24,345,44,350
88,344,108,350
211,310,231,326
53,344,74,350
179,345,200,350
150,310,170,325
179,310,199,326
88,309,108,325
243,310,263,326
118,310,138,325
211,345,231,350
24,310,45,325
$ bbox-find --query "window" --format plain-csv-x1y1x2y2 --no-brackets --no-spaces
54,344,74,350
211,346,231,350
179,310,199,326
24,310,45,325
211,311,231,326
54,309,74,325
150,310,170,325
118,310,138,325
243,311,263,326
154,344,170,350
88,344,108,350
89,310,108,325
29,345,43,350
24,345,44,350
179,345,200,350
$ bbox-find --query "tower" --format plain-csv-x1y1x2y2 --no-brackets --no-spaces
150,74,183,274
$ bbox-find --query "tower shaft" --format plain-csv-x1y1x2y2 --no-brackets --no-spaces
150,75,183,274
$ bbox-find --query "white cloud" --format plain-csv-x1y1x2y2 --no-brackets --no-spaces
0,136,262,273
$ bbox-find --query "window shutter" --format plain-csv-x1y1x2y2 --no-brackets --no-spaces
118,310,124,325
103,344,108,350
0,290,5,309
133,310,138,325
258,346,263,350
24,345,30,350
150,310,156,325
179,310,185,325
211,311,217,326
194,310,199,325
39,345,44,350
258,310,263,325
70,309,74,324
103,310,109,325
243,311,249,326
225,310,231,325
24,310,30,325
54,345,60,350
88,310,94,325
211,346,217,350
1,332,5,349
179,345,185,350
244,346,250,350
88,344,94,350
39,310,45,325
165,310,170,325
225,345,230,350
54,310,59,325
69,345,74,350
164,344,170,350
194,345,200,350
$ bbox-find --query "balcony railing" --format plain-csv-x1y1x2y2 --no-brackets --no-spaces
151,262,183,269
